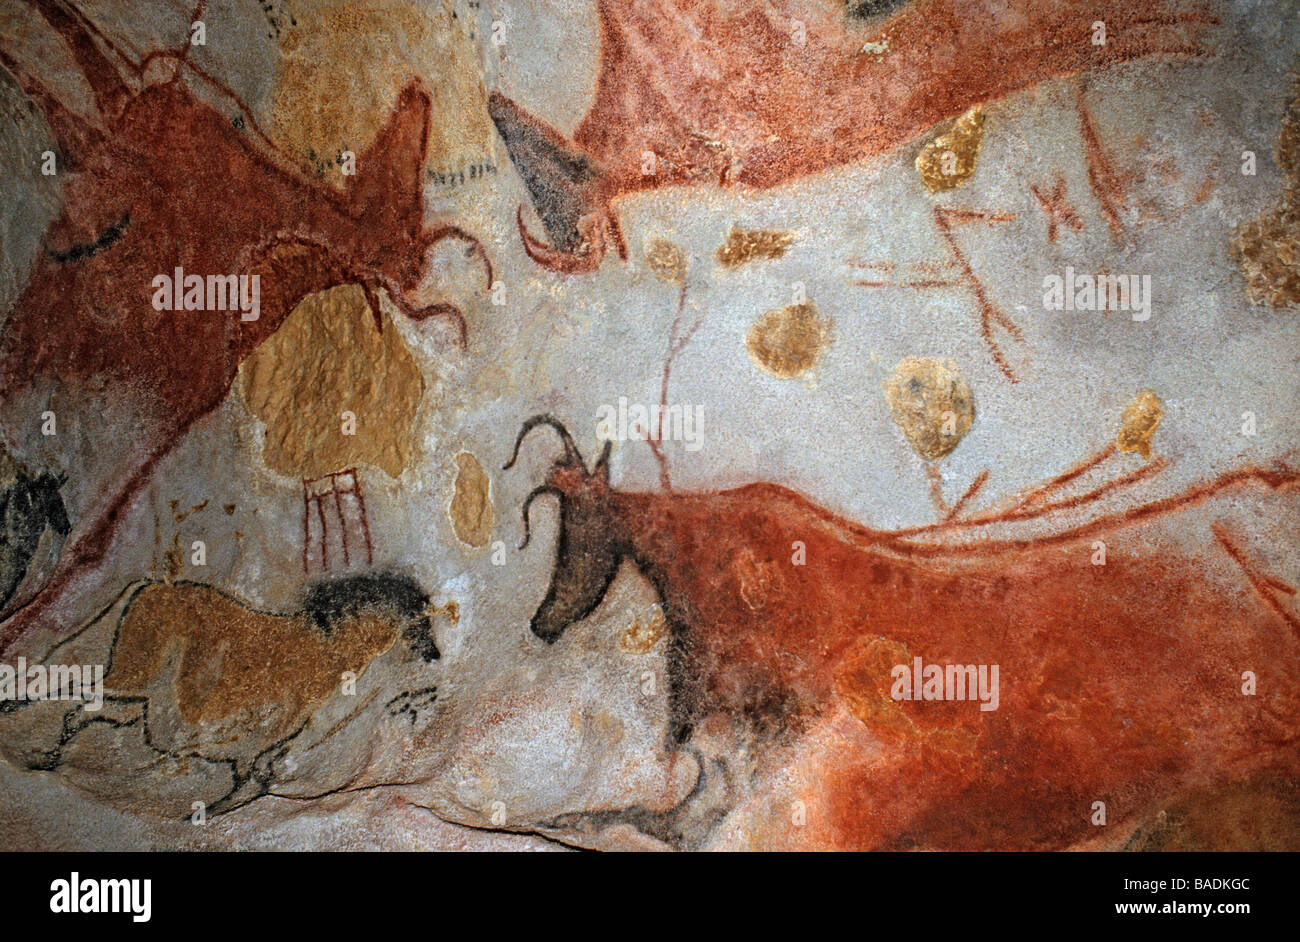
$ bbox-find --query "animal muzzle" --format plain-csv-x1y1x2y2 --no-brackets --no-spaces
529,612,567,645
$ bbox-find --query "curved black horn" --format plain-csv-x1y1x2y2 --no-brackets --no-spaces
502,414,584,471
518,484,563,550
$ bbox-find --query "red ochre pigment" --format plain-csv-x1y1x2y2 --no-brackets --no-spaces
0,0,487,649
508,418,1300,849
490,0,1217,270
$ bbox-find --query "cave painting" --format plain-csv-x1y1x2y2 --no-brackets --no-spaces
488,0,1216,271
236,284,426,573
0,0,489,649
0,0,1296,855
0,451,68,617
504,415,1299,848
8,572,439,816
1235,70,1300,307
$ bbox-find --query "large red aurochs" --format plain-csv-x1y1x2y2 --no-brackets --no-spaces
506,415,1300,849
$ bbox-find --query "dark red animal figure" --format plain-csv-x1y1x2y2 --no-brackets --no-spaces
488,0,1216,271
505,416,1300,850
0,0,489,650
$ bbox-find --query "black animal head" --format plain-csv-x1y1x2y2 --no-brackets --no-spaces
0,466,70,615
846,0,913,22
503,415,623,643
303,571,440,662
29,472,70,537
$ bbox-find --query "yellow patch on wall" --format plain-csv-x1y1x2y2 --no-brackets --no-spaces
834,636,978,758
449,451,493,547
619,605,667,655
833,636,917,745
1117,388,1164,460
916,106,986,193
645,239,687,285
884,357,975,460
746,302,831,379
1234,73,1300,307
237,284,424,479
715,227,796,268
